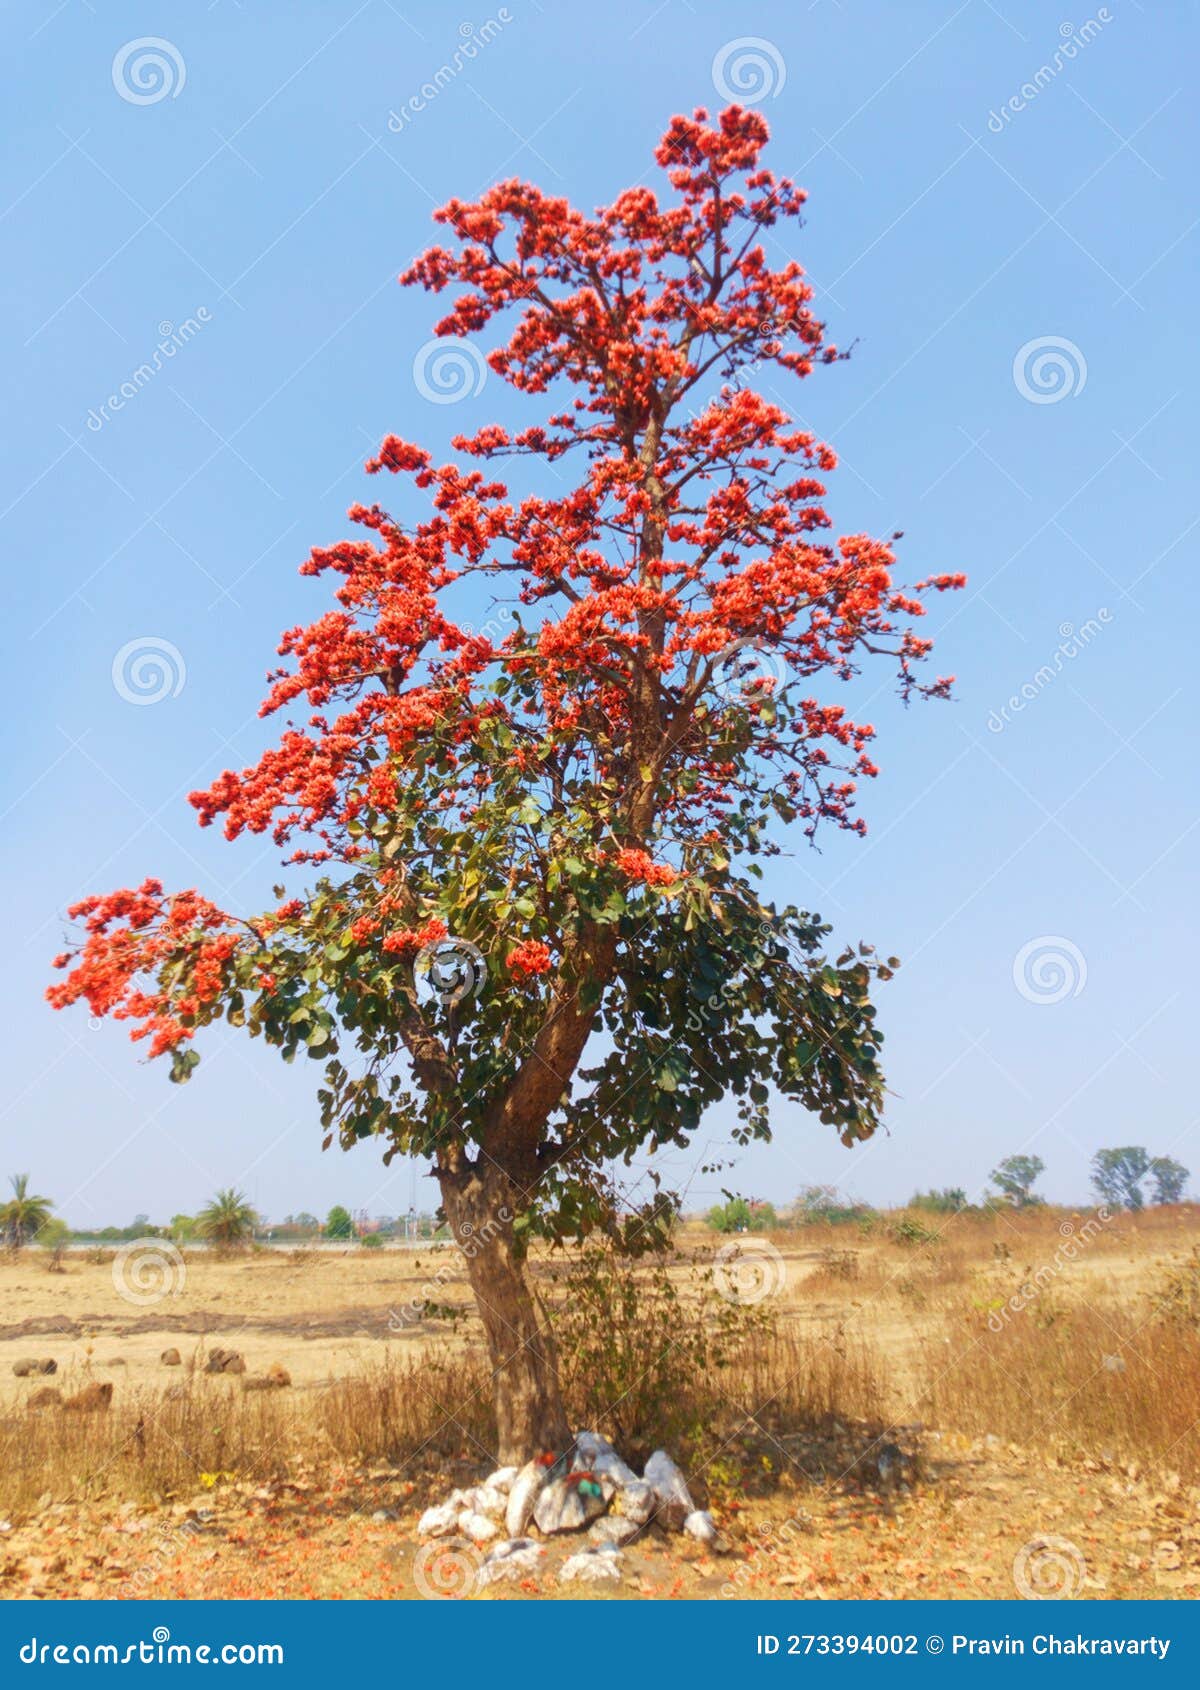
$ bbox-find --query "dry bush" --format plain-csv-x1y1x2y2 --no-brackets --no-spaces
316,1348,494,1466
0,1377,302,1512
922,1293,1200,1485
545,1246,884,1465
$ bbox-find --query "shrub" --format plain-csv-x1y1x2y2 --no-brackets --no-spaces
908,1187,969,1215
705,1197,776,1233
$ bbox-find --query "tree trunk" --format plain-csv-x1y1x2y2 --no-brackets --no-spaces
439,1163,571,1467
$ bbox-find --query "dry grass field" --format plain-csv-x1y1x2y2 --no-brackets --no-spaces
2,1204,1199,1601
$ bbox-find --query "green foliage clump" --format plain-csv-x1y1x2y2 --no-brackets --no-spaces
793,1184,875,1229
908,1187,969,1216
548,1245,768,1451
705,1196,776,1233
324,1205,354,1240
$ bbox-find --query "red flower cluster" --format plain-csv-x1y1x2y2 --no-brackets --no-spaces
46,106,961,1051
614,848,678,887
506,941,553,976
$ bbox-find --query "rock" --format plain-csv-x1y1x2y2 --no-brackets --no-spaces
504,1460,548,1538
683,1509,719,1547
458,1510,500,1544
477,1537,545,1585
614,1479,657,1527
475,1484,510,1521
160,1348,182,1367
533,1472,611,1535
12,1358,56,1378
62,1382,113,1413
644,1449,695,1531
103,1357,127,1367
484,1465,519,1495
590,1514,641,1547
204,1349,245,1375
560,1545,623,1584
243,1364,291,1392
417,1500,463,1539
26,1387,63,1412
371,1508,399,1523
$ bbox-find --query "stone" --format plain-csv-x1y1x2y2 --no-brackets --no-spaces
683,1509,719,1547
417,1500,463,1538
103,1357,127,1367
560,1545,623,1584
62,1382,113,1412
477,1537,545,1585
458,1510,500,1544
644,1449,695,1531
475,1484,510,1521
244,1365,290,1391
533,1472,611,1535
371,1508,399,1523
204,1349,246,1375
504,1460,548,1538
484,1465,519,1494
590,1514,641,1548
613,1479,657,1527
12,1358,55,1378
160,1348,182,1366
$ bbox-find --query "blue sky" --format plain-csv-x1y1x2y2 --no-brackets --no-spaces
2,0,1196,1227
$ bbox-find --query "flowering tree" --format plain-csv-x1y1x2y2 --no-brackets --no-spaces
48,108,961,1462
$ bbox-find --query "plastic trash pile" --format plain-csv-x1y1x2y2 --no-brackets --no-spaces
416,1430,721,1586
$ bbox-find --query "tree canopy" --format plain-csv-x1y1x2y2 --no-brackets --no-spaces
46,107,962,1459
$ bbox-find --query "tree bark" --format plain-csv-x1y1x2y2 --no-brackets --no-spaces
439,1162,570,1467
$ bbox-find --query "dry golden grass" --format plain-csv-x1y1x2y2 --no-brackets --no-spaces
922,1248,1200,1485
3,1206,1198,1515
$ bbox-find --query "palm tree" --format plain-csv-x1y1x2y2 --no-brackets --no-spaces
195,1187,258,1247
0,1174,54,1251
